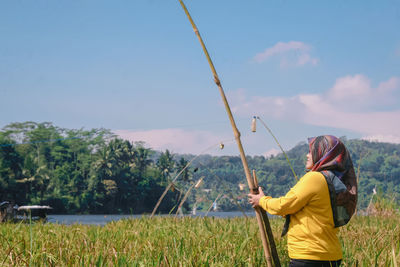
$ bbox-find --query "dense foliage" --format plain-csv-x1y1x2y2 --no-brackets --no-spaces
1,122,399,213
0,122,184,214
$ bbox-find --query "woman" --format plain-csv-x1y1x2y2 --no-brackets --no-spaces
248,135,357,267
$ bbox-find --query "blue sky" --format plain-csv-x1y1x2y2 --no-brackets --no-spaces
1,1,399,156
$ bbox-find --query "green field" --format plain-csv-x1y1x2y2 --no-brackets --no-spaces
0,215,399,266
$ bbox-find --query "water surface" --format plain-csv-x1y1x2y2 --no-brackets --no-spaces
48,211,256,226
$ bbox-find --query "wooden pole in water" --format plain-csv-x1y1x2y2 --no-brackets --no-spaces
178,1,280,266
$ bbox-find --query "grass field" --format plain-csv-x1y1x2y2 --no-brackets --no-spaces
0,215,399,266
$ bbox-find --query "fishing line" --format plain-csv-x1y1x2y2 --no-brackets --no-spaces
252,116,298,181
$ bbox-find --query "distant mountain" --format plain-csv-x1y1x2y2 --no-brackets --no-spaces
180,138,400,211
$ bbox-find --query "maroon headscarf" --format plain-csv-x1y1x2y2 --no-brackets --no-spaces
308,135,358,217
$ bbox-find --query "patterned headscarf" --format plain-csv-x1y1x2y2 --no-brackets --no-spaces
308,135,357,215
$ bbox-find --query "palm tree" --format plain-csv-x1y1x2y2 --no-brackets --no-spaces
156,150,175,181
134,146,152,179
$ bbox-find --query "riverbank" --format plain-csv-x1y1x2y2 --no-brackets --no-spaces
0,215,399,266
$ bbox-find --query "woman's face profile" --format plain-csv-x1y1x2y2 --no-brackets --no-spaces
306,152,313,170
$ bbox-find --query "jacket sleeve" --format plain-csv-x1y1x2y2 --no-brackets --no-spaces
258,172,321,216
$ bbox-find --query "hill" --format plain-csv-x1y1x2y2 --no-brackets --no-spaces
183,138,400,211
1,122,399,213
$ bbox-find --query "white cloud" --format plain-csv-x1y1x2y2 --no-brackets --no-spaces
327,75,400,109
253,41,319,67
264,148,280,158
327,75,371,101
297,53,319,66
231,75,400,144
114,128,232,154
377,77,400,96
362,134,400,144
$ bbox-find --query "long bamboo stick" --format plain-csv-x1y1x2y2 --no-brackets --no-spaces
175,176,204,217
150,141,230,218
253,170,281,266
195,160,248,218
175,183,195,217
205,193,222,216
178,1,280,266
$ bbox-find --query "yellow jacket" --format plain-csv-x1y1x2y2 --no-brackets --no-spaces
259,171,342,261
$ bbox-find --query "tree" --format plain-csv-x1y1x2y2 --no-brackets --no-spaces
156,150,175,181
133,144,153,179
176,157,191,182
0,134,23,201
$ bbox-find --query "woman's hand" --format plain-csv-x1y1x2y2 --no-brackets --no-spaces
247,187,265,208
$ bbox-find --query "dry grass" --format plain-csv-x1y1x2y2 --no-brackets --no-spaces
340,215,400,266
0,215,398,266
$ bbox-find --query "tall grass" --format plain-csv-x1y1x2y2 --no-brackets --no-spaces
0,215,398,266
341,215,400,266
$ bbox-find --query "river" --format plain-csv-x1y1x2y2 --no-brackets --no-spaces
47,211,256,226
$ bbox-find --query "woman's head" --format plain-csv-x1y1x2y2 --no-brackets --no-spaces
307,135,351,175
307,135,358,219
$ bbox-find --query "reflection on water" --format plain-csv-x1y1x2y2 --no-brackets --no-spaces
47,211,256,226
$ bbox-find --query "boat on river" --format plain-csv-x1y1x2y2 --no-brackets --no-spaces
0,201,52,222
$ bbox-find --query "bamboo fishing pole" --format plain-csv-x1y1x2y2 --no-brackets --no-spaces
178,1,280,266
194,159,248,218
175,176,204,217
150,140,231,218
213,181,248,218
252,170,281,266
205,193,222,216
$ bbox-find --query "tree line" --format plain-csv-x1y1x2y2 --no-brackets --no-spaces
0,122,190,214
1,122,399,214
